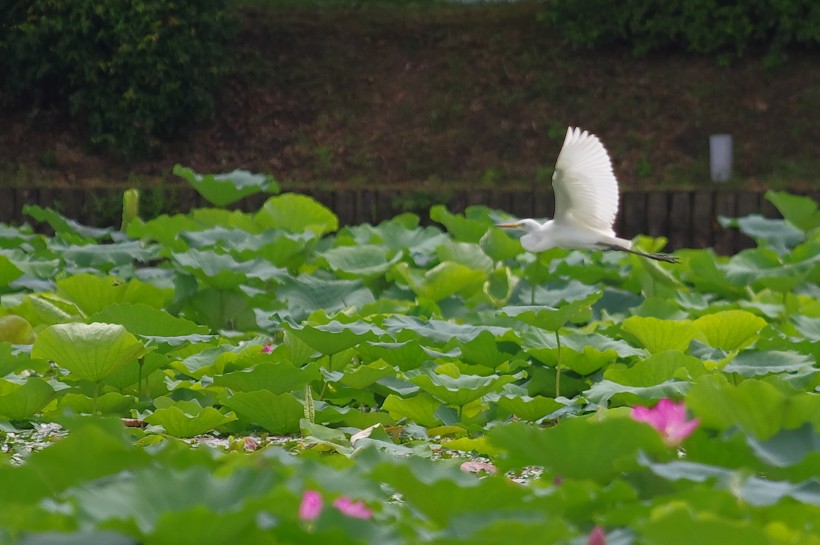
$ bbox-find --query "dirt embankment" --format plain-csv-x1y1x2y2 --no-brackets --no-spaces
1,3,818,191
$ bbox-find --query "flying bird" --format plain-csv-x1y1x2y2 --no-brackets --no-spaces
497,127,678,263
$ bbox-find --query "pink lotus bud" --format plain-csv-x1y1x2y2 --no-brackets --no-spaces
459,460,497,475
298,490,323,521
243,437,258,451
587,525,606,545
631,399,699,447
333,496,373,519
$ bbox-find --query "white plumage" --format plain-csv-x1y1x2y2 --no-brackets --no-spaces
497,127,678,263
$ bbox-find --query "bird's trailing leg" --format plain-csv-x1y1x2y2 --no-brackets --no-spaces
605,245,680,263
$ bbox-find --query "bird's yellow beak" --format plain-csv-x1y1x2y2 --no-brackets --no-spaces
495,222,522,229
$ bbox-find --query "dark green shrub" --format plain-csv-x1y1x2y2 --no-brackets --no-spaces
541,0,820,63
0,0,231,154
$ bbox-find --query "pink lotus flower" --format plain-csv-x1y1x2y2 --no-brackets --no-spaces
261,344,273,354
299,490,323,521
587,525,606,545
332,496,373,519
460,460,497,475
631,399,700,447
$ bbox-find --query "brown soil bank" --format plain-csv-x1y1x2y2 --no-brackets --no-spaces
1,2,819,191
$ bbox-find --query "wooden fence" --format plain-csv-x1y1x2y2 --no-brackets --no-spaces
1,186,817,255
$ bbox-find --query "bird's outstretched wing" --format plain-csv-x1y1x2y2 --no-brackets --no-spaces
551,127,620,232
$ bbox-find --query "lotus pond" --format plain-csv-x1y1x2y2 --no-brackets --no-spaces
0,172,818,544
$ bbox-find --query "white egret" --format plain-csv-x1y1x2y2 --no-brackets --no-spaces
497,127,678,263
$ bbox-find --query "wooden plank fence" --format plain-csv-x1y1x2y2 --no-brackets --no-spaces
1,186,817,255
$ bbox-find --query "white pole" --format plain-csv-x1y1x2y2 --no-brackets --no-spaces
709,134,733,183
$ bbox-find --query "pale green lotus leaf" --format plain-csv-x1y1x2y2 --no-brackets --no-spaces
33,322,149,383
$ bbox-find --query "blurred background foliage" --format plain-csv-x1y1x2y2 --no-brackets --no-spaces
0,0,818,189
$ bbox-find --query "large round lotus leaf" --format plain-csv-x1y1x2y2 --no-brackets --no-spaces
32,322,148,383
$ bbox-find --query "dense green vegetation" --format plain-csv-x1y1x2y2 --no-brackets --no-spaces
0,173,818,543
2,0,819,190
544,0,820,65
0,0,231,154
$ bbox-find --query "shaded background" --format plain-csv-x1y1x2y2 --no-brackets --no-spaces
2,1,819,190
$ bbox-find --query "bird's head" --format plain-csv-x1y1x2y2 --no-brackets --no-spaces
495,218,542,233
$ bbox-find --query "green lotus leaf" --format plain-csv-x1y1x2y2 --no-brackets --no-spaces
621,316,702,354
26,418,151,492
24,205,113,241
56,274,169,316
358,341,430,372
500,293,600,331
722,247,819,292
489,417,666,482
338,360,394,389
284,317,383,355
457,330,512,367
0,254,23,288
49,392,137,417
382,393,440,427
0,377,55,420
640,501,772,545
584,379,692,407
693,310,767,351
320,244,403,279
173,249,286,290
148,505,258,545
213,361,319,394
483,267,517,307
368,455,539,527
181,288,257,332
746,425,820,469
15,293,82,326
411,370,515,407
765,190,820,232
383,315,511,344
680,250,745,299
495,395,564,422
90,303,211,344
429,205,489,243
0,343,27,376
604,352,708,386
179,226,262,251
276,275,375,321
222,390,303,434
173,343,254,379
300,420,353,456
687,375,820,440
723,350,815,378
58,240,160,270
479,226,524,262
790,314,820,340
32,322,149,383
436,240,494,271
396,261,486,302
375,220,448,263
255,193,338,235
174,165,279,207
126,213,202,251
720,213,805,252
144,401,237,438
69,465,273,534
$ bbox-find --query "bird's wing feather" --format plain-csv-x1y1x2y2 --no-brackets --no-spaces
551,127,620,232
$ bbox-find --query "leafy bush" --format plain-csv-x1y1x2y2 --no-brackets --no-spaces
541,0,820,63
0,0,231,154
